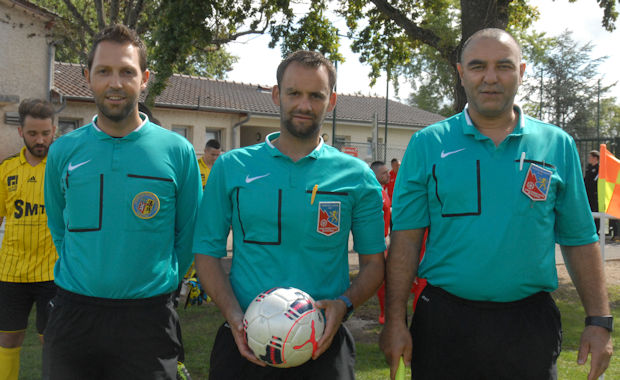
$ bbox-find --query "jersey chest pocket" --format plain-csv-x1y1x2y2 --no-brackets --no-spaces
432,160,481,217
66,174,103,232
513,162,557,217
125,174,175,232
305,191,351,239
235,186,281,245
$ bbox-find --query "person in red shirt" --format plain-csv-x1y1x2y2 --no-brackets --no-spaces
387,158,400,200
372,161,428,325
370,161,391,323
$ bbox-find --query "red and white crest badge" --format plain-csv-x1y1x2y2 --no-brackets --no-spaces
317,201,340,236
522,163,552,201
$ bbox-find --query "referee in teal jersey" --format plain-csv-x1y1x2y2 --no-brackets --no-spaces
43,25,201,379
380,28,612,380
193,51,386,380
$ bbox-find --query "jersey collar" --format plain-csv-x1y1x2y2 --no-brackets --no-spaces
264,132,325,160
19,146,47,166
91,112,149,141
462,104,528,138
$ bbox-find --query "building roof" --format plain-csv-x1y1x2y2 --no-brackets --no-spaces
54,62,445,128
6,0,58,21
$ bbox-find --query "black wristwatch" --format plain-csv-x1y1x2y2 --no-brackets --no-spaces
337,295,354,321
585,316,614,332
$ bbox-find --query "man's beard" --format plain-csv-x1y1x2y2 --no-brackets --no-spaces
282,113,323,139
24,140,49,158
95,94,137,123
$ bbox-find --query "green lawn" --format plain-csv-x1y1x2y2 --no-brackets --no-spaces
16,281,620,379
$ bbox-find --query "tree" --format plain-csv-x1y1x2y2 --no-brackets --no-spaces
34,0,155,64
271,0,619,113
521,30,615,138
270,0,540,113
38,0,620,113
593,97,620,137
269,0,343,63
33,0,299,106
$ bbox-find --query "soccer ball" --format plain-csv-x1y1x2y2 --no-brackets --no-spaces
243,287,325,368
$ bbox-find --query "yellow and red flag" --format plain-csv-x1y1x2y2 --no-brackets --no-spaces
598,144,620,218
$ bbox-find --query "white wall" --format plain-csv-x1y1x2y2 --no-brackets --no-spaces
0,0,55,160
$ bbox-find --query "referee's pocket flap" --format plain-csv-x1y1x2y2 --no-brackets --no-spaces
433,160,481,217
236,187,281,245
66,174,102,232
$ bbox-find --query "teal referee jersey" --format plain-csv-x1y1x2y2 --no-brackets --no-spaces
392,105,597,302
45,115,201,299
193,132,386,310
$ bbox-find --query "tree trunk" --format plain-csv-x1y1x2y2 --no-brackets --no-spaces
94,0,106,30
455,0,512,112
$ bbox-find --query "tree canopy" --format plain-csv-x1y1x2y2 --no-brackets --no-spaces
271,0,619,113
33,0,299,105
521,30,616,138
270,0,543,111
36,0,619,113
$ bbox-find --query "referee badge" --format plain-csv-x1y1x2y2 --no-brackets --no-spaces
522,164,552,201
317,201,340,236
132,191,160,219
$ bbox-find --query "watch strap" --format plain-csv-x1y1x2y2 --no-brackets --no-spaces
585,316,613,332
337,295,354,321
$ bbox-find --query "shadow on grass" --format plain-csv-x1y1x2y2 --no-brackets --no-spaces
16,273,620,380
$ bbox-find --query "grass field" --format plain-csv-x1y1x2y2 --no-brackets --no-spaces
16,270,620,379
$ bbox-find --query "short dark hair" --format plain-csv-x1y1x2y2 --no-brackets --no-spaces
276,50,337,92
18,98,54,126
87,24,147,72
459,28,522,63
370,161,386,171
206,139,221,150
390,158,399,164
138,103,161,125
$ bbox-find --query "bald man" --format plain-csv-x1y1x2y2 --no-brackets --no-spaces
380,28,612,380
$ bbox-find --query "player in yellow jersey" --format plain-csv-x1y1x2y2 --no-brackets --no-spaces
198,139,221,188
0,99,57,380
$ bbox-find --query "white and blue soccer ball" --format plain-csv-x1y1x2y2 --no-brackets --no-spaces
243,287,325,368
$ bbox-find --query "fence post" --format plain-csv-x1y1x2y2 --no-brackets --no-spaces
591,212,610,380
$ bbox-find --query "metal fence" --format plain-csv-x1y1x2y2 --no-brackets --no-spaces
334,141,408,164
574,137,620,172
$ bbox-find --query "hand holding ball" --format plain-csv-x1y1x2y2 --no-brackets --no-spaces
243,287,325,368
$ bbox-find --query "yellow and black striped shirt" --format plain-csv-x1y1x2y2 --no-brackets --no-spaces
0,147,57,282
198,157,211,188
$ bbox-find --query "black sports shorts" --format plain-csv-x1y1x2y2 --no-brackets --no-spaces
42,288,180,380
0,281,57,334
208,322,356,380
410,283,562,380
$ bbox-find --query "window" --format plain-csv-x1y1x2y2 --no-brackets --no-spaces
58,118,81,136
172,125,192,141
334,135,350,149
205,129,221,142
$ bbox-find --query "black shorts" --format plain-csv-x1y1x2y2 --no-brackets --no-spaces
208,322,355,380
42,288,181,380
0,281,57,334
410,284,562,380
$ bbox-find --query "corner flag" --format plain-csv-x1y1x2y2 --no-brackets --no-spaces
597,144,620,218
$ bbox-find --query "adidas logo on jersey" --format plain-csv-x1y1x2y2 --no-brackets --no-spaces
27,176,37,183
